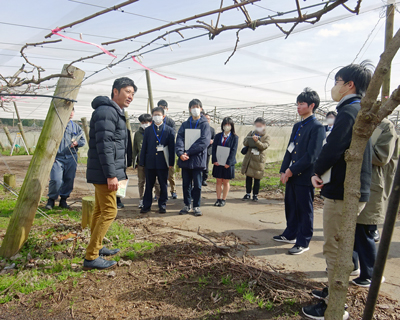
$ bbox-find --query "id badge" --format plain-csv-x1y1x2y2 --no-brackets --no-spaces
157,145,164,152
251,148,260,155
287,142,295,153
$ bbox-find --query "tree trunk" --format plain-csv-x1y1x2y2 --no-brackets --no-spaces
325,27,400,320
0,65,85,258
81,117,90,143
81,196,95,229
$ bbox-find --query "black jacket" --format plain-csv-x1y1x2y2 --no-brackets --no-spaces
86,96,128,184
176,115,211,170
212,132,239,166
315,96,372,202
164,116,176,134
207,126,216,156
139,123,175,170
280,116,325,186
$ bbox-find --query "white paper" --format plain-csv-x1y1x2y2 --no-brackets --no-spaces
185,129,201,150
216,145,230,166
116,178,129,198
321,168,332,185
287,142,295,153
163,146,169,167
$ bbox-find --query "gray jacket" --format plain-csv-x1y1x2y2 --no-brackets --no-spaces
56,120,85,158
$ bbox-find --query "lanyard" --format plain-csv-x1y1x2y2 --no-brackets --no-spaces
293,116,315,142
68,120,77,135
190,117,200,129
152,122,165,144
221,133,231,146
348,100,361,105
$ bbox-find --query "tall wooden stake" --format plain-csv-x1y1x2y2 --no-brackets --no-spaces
145,70,154,111
3,127,13,146
0,65,85,258
124,110,133,149
381,1,395,103
13,102,21,123
17,123,29,149
81,117,90,142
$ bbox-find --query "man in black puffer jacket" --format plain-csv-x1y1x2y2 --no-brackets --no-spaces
84,77,137,271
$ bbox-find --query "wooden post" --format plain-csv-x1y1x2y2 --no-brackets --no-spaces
81,117,90,142
13,102,22,123
214,106,217,123
4,127,13,146
17,122,29,149
4,174,16,189
81,196,95,229
0,65,85,258
124,110,133,148
145,70,154,111
381,1,395,103
146,98,150,114
0,139,4,150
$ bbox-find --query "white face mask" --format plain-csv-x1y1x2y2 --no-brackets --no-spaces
223,125,231,132
140,123,150,130
153,115,163,124
326,118,335,126
191,108,201,117
255,126,264,133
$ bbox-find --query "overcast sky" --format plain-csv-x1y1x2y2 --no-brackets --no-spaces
1,0,400,121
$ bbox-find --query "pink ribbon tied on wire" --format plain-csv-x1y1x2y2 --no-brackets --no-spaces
132,56,176,80
51,28,117,58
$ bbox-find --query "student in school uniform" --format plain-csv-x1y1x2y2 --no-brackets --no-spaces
324,111,337,133
212,117,238,207
132,113,160,208
273,88,325,256
175,99,211,217
139,107,175,214
203,113,216,186
304,62,373,320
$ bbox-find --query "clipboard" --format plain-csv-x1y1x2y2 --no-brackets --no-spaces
321,168,331,185
216,145,230,166
163,146,169,167
185,129,201,150
116,178,129,198
246,136,258,149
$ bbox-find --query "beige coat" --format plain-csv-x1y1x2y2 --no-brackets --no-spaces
241,130,270,180
357,118,399,225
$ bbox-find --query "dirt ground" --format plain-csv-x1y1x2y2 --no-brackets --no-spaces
1,155,400,319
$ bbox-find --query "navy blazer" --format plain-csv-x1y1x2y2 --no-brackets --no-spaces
280,116,325,186
139,123,175,170
212,132,239,166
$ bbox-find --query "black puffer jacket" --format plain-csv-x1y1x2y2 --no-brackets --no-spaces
86,96,128,184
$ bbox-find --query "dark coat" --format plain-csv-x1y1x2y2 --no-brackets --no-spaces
139,123,175,170
212,132,238,166
132,127,145,167
280,117,325,186
86,96,127,184
314,95,372,202
207,126,216,156
175,115,211,170
164,116,176,134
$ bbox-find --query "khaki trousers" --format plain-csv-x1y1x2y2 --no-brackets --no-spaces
139,166,160,199
323,198,366,281
85,184,117,260
154,166,175,195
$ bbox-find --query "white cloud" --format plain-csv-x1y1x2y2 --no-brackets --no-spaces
317,20,373,38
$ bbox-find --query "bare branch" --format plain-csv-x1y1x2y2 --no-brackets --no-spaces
342,0,362,14
224,29,243,64
102,0,260,45
295,0,303,19
44,0,139,38
65,49,116,74
234,0,252,24
377,85,400,120
215,0,224,29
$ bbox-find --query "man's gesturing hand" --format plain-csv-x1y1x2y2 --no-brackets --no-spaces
107,177,119,191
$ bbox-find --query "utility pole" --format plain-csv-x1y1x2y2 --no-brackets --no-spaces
382,0,395,103
145,70,154,111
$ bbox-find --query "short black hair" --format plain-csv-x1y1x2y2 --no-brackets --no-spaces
138,113,152,123
254,117,266,125
334,61,373,96
221,117,236,135
189,99,202,110
157,99,168,108
296,87,320,112
151,106,165,115
111,77,137,98
326,111,337,118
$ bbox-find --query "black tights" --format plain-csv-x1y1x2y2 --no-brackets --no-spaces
246,176,260,195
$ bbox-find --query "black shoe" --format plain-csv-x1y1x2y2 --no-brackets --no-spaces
45,198,55,210
220,200,226,207
83,257,117,271
202,181,208,186
252,195,258,202
352,276,385,288
59,197,70,209
371,229,380,242
273,235,296,244
140,207,150,214
159,206,167,214
99,247,120,256
171,192,178,199
214,199,221,206
312,287,329,300
302,300,349,320
242,194,251,200
117,202,125,209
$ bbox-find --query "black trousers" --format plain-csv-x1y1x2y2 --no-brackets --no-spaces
203,154,211,182
246,176,260,195
353,224,377,280
281,180,314,248
143,168,169,210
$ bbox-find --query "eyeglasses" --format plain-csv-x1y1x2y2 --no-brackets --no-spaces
334,80,345,86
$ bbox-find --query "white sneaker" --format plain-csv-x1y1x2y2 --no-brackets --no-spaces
138,200,144,208
350,268,360,277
